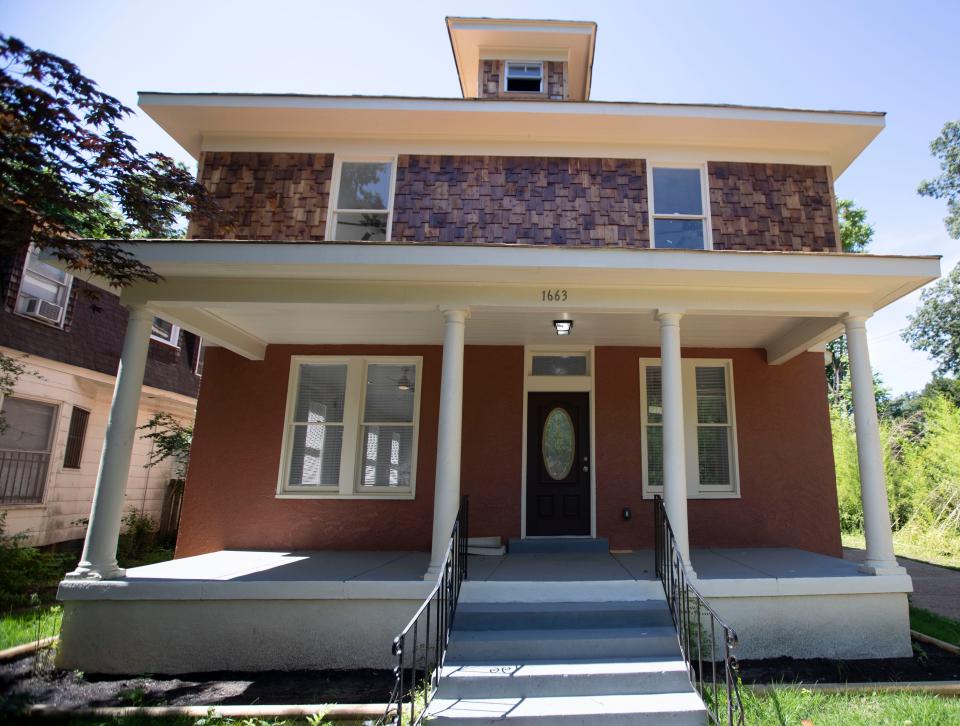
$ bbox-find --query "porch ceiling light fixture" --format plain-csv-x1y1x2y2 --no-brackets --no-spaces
553,319,573,336
397,368,413,391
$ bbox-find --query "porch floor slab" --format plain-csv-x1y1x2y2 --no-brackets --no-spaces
115,546,868,584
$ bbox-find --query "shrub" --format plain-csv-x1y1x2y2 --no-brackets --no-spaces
0,513,74,609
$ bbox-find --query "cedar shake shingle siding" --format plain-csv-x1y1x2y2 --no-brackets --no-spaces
391,155,649,246
189,152,334,240
707,162,839,252
188,152,839,251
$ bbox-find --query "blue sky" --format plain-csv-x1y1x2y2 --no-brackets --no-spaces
3,0,958,394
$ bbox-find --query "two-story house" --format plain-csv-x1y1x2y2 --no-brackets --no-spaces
54,16,939,722
0,246,199,547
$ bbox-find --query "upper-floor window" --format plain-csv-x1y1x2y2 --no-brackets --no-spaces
650,165,710,250
328,158,396,241
16,245,72,327
505,61,544,93
151,318,180,347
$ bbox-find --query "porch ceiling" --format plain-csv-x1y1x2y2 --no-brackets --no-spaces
192,304,800,350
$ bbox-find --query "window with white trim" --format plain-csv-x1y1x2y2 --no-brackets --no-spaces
505,61,544,93
279,356,421,497
329,159,395,241
151,318,180,347
16,245,72,327
640,359,739,498
650,165,710,250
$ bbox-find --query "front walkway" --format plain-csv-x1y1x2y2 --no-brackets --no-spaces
844,546,960,620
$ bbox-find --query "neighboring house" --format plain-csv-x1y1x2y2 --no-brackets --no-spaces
55,16,940,721
0,245,200,546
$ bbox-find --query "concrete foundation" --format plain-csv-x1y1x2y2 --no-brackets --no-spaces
56,598,421,673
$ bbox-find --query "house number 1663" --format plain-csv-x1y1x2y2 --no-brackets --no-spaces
541,289,568,302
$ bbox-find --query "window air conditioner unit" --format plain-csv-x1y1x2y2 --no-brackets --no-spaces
23,297,64,323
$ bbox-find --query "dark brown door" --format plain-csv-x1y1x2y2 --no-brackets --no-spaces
526,392,590,536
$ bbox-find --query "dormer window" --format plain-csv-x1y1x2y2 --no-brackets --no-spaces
505,62,544,93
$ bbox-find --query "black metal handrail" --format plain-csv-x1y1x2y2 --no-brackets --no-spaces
654,495,745,726
381,495,469,726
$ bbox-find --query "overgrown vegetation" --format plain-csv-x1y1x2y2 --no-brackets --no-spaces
832,390,960,568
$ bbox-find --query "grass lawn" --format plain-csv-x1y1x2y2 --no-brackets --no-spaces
744,687,960,725
911,605,960,648
0,604,61,651
842,530,960,570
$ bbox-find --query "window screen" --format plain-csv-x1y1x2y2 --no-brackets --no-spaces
63,406,90,469
287,364,347,487
360,364,416,488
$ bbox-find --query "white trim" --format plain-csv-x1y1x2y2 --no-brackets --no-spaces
639,357,740,499
648,162,713,250
194,339,204,377
521,345,596,538
277,355,422,499
325,155,398,242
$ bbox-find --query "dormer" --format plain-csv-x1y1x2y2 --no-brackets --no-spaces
446,17,597,101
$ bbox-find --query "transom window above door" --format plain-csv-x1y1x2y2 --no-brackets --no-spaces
650,165,711,250
329,159,396,242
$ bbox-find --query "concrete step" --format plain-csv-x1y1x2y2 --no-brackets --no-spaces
469,537,503,548
425,692,707,724
508,537,609,554
437,657,691,699
460,579,665,603
454,601,674,631
446,626,681,661
468,545,506,556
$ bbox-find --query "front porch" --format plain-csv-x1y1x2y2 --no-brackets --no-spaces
56,546,913,672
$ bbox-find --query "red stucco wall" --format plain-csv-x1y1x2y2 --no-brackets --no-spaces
177,345,840,558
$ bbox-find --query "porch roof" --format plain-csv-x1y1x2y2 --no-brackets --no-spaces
86,241,939,365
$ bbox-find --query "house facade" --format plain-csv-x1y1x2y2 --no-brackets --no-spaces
0,245,199,546
56,17,939,686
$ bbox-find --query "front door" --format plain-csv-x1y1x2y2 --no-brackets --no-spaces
526,392,591,536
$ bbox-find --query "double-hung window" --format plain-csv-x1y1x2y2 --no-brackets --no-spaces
504,61,544,93
650,165,710,249
328,159,396,241
16,245,72,327
151,318,181,347
0,397,58,504
279,357,421,498
639,359,739,498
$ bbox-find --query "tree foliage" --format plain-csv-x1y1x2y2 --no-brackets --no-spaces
0,34,216,286
138,412,192,479
918,120,960,240
902,262,960,376
836,198,874,253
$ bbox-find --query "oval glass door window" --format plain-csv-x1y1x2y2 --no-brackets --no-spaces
542,407,575,480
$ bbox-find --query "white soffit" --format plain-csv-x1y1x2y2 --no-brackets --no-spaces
138,93,885,177
445,16,597,100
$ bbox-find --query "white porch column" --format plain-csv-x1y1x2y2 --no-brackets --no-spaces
68,305,154,580
658,310,693,572
426,308,469,578
845,315,905,575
